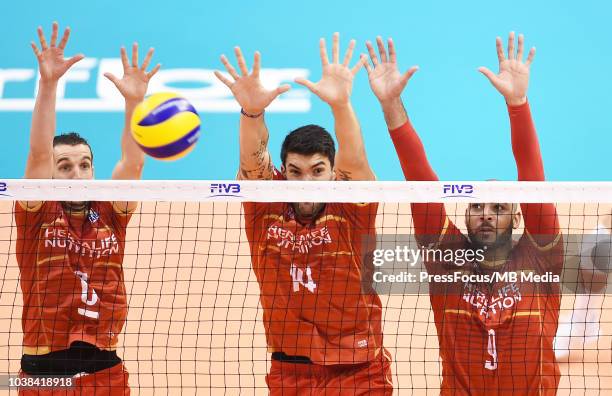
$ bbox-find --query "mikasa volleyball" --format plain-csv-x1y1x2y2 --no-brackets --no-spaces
131,92,201,160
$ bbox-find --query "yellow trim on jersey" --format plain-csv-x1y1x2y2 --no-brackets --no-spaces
262,214,283,222
37,255,67,266
17,200,43,212
315,215,347,224
525,229,562,252
513,311,541,318
444,309,473,317
432,216,450,249
93,261,123,269
314,251,353,257
23,346,51,355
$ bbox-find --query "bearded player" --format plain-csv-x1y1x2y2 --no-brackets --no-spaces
15,23,159,395
365,33,562,395
215,33,392,395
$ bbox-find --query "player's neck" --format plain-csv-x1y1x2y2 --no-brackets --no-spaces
61,201,90,215
480,242,513,268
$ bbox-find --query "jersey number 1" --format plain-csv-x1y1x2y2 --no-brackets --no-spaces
75,271,99,319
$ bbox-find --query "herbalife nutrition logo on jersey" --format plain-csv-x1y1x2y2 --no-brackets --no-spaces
0,58,311,112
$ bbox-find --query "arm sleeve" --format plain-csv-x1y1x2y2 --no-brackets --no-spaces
509,102,560,244
389,120,446,237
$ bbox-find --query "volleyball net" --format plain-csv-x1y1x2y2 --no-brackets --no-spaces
0,180,610,395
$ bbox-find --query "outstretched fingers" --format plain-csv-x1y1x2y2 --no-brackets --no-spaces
351,55,366,75
131,42,139,67
525,47,536,66
147,63,161,79
496,36,505,63
234,46,249,76
252,51,261,78
366,40,379,67
343,39,355,67
507,31,515,60
50,22,59,47
517,33,524,61
37,26,48,50
220,54,240,80
332,32,339,64
388,38,397,63
214,70,233,88
376,36,388,63
58,27,71,50
294,77,317,93
120,47,130,70
141,47,154,71
319,37,329,67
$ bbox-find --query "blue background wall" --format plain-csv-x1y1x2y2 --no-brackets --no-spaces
1,0,610,180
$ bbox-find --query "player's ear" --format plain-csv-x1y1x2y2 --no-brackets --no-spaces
512,211,522,229
331,166,336,181
280,164,286,178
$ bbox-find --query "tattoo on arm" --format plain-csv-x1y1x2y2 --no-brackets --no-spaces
337,169,352,181
240,152,273,180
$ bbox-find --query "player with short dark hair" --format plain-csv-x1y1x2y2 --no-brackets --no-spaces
15,22,159,395
215,33,393,395
365,33,563,395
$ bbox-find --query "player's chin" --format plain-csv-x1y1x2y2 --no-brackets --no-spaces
295,202,322,219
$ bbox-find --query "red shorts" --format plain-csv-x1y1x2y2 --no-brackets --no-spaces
266,352,393,395
18,362,129,396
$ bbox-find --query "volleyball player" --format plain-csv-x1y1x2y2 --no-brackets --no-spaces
365,33,563,394
15,22,159,395
555,211,611,359
215,33,393,395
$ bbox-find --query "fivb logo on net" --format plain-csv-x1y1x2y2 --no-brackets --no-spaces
442,184,476,199
0,58,311,112
0,181,9,197
208,183,242,198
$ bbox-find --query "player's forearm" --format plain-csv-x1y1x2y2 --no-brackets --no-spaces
332,103,374,181
509,102,560,236
238,114,273,180
112,100,145,180
29,80,57,160
381,98,409,131
509,101,544,181
388,109,437,181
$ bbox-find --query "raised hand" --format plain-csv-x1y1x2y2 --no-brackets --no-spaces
215,48,290,115
295,32,365,108
104,43,161,103
364,37,418,105
31,22,84,83
478,32,535,106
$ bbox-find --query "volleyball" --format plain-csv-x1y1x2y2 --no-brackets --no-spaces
130,92,201,161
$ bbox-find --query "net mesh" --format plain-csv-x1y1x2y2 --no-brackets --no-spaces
0,180,610,395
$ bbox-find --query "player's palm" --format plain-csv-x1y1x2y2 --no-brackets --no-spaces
231,77,279,114
31,23,84,83
487,60,530,102
368,63,407,103
479,33,535,106
38,48,74,81
104,44,161,103
308,65,354,107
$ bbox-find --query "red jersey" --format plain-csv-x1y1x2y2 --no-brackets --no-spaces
15,201,131,354
425,220,563,395
243,196,382,365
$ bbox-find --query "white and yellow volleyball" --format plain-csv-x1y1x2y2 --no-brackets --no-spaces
131,93,201,161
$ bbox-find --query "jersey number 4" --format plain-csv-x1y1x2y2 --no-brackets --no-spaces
75,271,99,319
290,263,317,293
